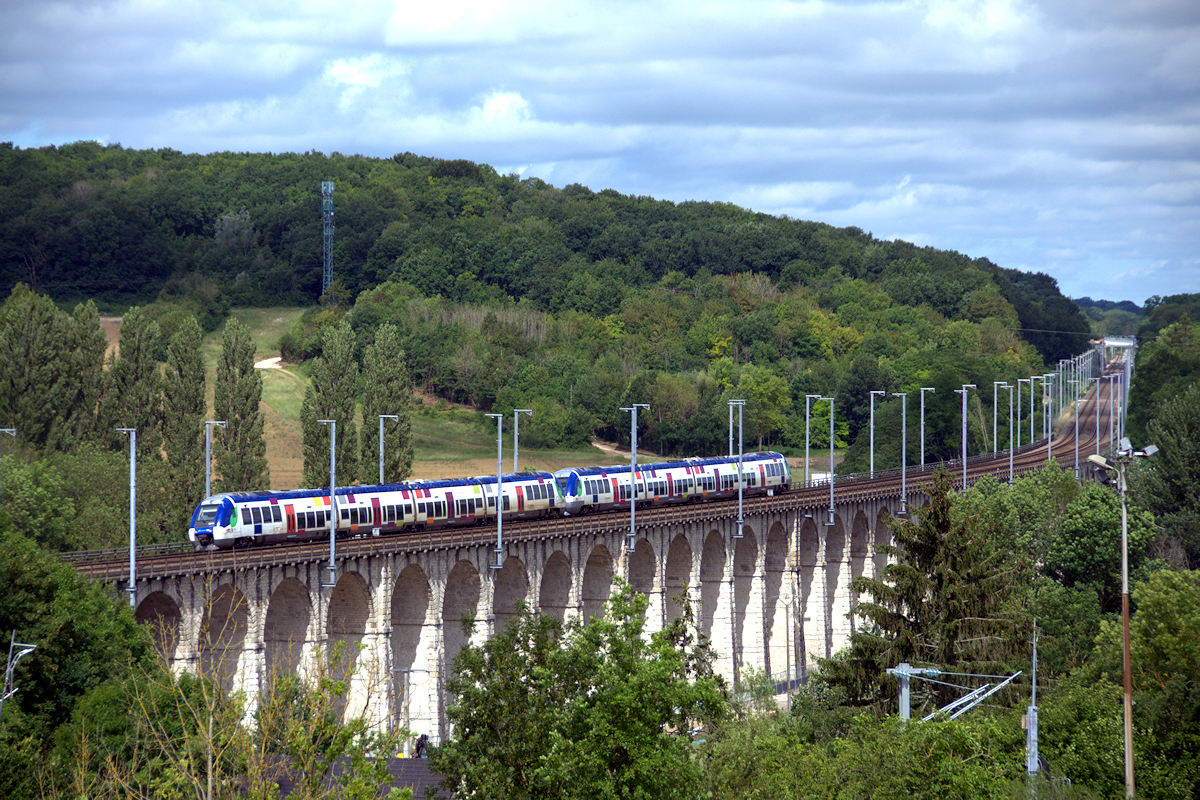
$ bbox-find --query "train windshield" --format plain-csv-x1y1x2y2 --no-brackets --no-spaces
194,504,221,527
555,474,576,496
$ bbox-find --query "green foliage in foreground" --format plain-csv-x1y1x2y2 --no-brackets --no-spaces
433,580,727,800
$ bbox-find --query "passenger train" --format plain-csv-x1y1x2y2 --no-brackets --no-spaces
188,451,791,549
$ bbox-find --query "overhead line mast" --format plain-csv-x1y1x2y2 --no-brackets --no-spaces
321,180,335,299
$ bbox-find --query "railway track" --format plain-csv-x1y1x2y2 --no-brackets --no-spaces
67,372,1117,583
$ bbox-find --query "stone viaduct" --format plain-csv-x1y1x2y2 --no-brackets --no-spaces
128,482,911,746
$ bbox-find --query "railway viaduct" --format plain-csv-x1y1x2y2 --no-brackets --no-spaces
77,355,1119,747
124,484,906,744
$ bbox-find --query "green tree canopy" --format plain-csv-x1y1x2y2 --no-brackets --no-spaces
433,580,727,800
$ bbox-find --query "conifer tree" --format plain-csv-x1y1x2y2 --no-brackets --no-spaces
99,306,163,457
213,317,268,491
48,299,107,449
0,284,71,447
301,319,359,488
161,315,206,529
820,470,1028,713
359,323,414,484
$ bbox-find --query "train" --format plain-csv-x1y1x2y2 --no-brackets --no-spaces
187,451,792,549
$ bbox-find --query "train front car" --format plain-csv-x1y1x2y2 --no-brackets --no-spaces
188,494,236,549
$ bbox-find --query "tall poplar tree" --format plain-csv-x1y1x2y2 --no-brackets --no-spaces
358,323,414,484
213,317,268,491
100,306,162,458
301,319,359,488
48,299,107,449
161,315,206,529
0,284,70,447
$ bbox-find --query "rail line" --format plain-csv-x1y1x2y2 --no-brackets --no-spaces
68,373,1116,584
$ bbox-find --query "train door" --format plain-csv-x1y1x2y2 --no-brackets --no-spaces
371,497,382,528
446,491,455,522
284,504,296,534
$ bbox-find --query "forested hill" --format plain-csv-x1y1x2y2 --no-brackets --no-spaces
0,142,1092,465
1,142,1087,358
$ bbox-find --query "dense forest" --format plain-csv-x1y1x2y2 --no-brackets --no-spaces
0,143,1095,469
1,143,1198,798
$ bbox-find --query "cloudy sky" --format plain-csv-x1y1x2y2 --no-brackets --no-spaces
3,0,1197,303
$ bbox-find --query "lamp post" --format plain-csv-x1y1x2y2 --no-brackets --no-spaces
993,380,1006,454
620,404,650,553
869,390,885,477
1043,373,1055,462
1108,375,1116,453
954,385,975,488
203,420,226,498
1069,379,1080,477
377,414,399,484
824,397,835,525
1089,441,1159,800
116,427,137,607
0,427,15,506
485,413,504,569
804,394,822,485
1003,383,1014,483
728,399,745,539
1017,378,1030,448
512,409,532,472
919,388,935,469
1029,375,1041,445
317,420,338,588
892,391,907,513
1,632,37,725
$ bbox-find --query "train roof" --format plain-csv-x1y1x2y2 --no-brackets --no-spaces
554,452,785,477
199,471,557,505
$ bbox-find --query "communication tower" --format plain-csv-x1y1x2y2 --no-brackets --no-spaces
321,181,335,298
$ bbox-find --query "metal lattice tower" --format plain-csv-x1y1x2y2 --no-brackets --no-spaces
321,181,335,297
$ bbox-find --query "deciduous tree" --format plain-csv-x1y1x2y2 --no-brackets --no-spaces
434,579,727,800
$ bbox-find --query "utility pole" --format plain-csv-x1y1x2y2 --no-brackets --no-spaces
321,181,335,299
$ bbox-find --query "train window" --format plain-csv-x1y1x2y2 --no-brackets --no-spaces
271,505,281,522
341,508,350,521
418,502,426,515
195,504,220,526
251,507,262,524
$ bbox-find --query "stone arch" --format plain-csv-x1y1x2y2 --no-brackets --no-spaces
628,539,655,598
874,506,893,579
492,556,529,633
198,583,249,694
443,560,480,672
581,545,613,619
136,591,180,661
699,531,726,643
664,535,692,625
733,530,759,679
824,514,847,658
849,510,870,632
328,571,371,717
763,522,789,679
798,516,820,672
391,564,433,731
539,551,571,621
262,578,311,681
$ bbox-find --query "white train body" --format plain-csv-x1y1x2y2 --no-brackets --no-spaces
188,451,792,549
188,471,561,548
551,451,791,516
